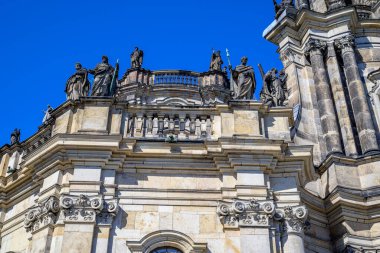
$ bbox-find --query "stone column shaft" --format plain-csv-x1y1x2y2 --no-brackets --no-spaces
326,44,358,156
335,35,379,154
306,39,343,155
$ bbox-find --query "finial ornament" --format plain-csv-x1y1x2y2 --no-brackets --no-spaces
130,47,144,69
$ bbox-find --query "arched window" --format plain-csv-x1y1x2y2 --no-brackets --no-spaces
150,247,183,253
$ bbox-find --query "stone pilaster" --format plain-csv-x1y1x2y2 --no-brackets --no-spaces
305,38,343,155
24,196,60,253
58,194,118,253
217,199,275,253
326,43,358,156
335,35,379,154
275,206,308,253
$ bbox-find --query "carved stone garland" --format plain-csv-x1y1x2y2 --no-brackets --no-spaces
24,196,60,233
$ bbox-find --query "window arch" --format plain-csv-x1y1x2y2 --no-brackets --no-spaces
150,247,183,253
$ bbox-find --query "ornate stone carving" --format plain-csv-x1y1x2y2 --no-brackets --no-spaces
59,194,118,224
24,196,60,233
217,199,275,228
367,68,380,104
326,0,346,11
343,245,379,253
276,205,309,234
334,35,356,53
273,0,293,19
305,38,327,57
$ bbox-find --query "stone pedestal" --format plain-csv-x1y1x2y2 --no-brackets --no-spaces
306,38,342,155
335,35,379,154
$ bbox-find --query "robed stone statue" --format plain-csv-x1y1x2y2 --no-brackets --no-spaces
210,50,223,71
10,129,20,145
229,56,256,100
259,65,287,107
65,63,90,100
88,56,115,96
130,47,143,69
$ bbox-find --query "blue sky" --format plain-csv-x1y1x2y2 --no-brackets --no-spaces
0,0,281,145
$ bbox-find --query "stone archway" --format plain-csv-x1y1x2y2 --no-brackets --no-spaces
126,230,207,253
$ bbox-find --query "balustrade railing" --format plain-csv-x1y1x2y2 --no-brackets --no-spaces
153,71,199,86
124,113,214,140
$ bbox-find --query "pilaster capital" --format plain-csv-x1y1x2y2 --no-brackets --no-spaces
327,0,346,11
216,198,275,229
24,196,60,233
305,39,327,57
59,194,118,224
275,205,309,235
334,35,355,53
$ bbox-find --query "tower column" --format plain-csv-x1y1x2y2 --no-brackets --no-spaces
305,38,343,155
326,43,358,156
335,35,379,154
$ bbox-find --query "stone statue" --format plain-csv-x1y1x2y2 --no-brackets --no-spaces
88,56,115,96
10,128,20,145
130,47,143,69
273,0,293,18
42,105,53,124
65,63,90,100
229,56,256,100
259,65,287,107
210,50,223,71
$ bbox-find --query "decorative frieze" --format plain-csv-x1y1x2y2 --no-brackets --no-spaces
217,198,275,228
24,196,60,233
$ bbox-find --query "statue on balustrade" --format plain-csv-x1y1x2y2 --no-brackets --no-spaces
130,47,144,69
65,63,90,100
229,56,256,100
88,56,116,97
259,65,287,107
210,50,223,71
273,0,293,18
10,128,20,145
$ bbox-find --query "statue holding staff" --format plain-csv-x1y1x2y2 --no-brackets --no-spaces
88,56,115,97
226,49,256,100
65,63,90,100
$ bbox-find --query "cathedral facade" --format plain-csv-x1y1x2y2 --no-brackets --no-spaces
1,0,380,252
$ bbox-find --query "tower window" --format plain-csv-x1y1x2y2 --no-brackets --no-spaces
150,247,183,253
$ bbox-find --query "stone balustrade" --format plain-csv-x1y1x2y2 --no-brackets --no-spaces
153,70,199,86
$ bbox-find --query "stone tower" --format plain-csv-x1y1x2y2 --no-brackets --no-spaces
265,0,380,251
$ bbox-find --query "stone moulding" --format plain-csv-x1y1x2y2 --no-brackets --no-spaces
24,196,60,233
216,198,275,228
